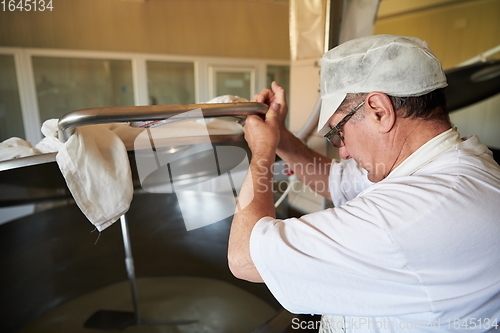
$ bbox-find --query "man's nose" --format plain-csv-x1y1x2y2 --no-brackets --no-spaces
339,146,351,160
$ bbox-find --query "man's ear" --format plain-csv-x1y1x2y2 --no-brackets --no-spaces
365,92,396,133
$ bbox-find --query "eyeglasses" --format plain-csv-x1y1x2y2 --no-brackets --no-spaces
324,101,365,148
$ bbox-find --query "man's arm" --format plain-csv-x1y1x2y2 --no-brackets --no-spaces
227,105,279,282
253,82,332,199
228,82,333,282
276,130,333,200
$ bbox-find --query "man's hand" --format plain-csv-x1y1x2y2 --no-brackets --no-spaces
243,104,280,160
251,81,289,149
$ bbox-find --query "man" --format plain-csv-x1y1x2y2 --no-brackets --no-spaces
228,35,500,332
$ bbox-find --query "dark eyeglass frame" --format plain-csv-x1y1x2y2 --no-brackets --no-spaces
324,101,365,148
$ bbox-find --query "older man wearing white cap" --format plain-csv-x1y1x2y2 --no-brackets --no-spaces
228,35,500,332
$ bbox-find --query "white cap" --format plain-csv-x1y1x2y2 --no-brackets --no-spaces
318,34,448,133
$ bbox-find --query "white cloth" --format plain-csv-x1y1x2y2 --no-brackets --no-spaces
205,95,248,104
56,124,133,231
0,120,133,231
35,118,64,153
0,119,66,161
250,129,500,332
0,137,40,160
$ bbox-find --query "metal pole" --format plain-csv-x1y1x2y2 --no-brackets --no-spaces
120,214,141,323
325,0,345,52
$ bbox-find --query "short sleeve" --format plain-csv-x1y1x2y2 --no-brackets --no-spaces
249,204,430,316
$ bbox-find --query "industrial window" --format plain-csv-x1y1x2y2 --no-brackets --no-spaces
146,61,195,105
32,57,134,122
0,55,24,141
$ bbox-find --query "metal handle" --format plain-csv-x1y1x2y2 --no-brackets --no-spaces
57,102,268,142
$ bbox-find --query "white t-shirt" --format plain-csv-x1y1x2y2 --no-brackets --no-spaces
250,129,500,332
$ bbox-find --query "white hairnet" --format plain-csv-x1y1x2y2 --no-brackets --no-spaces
318,34,447,133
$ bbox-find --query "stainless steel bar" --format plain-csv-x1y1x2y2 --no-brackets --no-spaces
119,214,141,323
58,102,268,142
0,152,57,172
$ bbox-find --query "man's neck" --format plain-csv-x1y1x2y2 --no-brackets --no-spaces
386,119,452,178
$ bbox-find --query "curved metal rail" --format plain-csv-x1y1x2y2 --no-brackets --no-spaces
58,102,268,142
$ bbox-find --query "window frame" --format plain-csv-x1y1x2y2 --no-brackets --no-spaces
0,47,289,143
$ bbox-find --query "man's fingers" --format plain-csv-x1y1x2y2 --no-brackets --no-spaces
271,81,286,105
270,101,280,112
250,94,263,103
244,107,278,129
244,114,262,128
251,88,275,103
265,105,280,124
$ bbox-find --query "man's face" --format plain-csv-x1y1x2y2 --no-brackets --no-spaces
328,109,387,183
